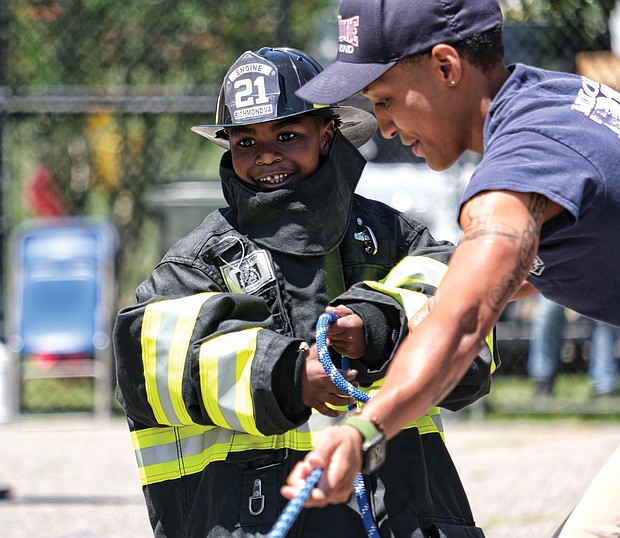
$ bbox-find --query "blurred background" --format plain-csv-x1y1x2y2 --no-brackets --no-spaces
0,3,619,538
0,0,619,420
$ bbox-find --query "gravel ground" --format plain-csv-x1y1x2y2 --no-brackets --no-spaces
0,416,618,538
445,417,620,538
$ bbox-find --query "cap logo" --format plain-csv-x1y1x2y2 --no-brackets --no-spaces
338,15,359,54
223,51,281,124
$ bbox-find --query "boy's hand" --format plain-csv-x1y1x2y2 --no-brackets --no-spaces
301,344,357,417
324,305,366,359
408,297,433,329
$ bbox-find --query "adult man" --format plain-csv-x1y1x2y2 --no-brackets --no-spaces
282,0,620,535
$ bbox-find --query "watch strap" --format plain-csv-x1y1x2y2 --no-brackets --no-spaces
342,414,382,444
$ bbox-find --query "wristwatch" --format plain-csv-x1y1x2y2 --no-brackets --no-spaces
341,413,387,474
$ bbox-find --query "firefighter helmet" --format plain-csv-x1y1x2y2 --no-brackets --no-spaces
191,47,377,149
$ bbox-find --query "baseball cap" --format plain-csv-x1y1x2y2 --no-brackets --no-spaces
296,0,503,104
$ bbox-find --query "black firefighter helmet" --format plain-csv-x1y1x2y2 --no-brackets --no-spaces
191,46,377,149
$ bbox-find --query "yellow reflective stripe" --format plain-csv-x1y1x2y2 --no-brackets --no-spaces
278,412,341,451
142,293,217,425
226,415,331,453
199,328,261,436
132,407,445,486
364,378,444,438
132,425,233,485
200,340,228,430
381,255,448,289
366,255,497,373
413,408,445,441
364,256,447,317
364,280,428,319
141,305,165,422
131,424,320,486
131,415,348,485
487,327,497,374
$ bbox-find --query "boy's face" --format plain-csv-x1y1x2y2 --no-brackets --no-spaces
227,115,335,191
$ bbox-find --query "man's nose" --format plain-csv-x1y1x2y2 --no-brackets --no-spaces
374,110,398,140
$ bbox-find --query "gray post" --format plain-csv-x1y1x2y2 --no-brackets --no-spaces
0,0,7,338
276,0,290,46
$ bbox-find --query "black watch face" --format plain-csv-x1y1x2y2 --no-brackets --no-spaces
362,438,386,474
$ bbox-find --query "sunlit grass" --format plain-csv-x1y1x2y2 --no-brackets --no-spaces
484,374,620,421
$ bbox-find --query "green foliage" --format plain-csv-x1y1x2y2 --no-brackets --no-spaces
3,0,615,309
484,374,620,421
503,0,613,50
5,0,331,306
21,376,95,413
8,0,333,86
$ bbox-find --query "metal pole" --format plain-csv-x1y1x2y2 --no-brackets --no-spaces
276,0,290,46
0,0,8,338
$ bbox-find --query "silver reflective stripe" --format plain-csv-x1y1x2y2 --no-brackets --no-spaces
431,411,443,433
305,413,340,431
143,293,217,425
155,310,181,424
218,350,244,431
199,329,260,433
137,428,234,467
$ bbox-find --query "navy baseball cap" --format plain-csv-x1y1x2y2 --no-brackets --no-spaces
296,0,503,104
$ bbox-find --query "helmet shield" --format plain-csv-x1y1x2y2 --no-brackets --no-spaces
220,51,283,126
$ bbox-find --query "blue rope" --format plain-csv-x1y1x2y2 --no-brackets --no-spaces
355,473,378,537
268,312,379,538
315,312,371,404
267,467,323,538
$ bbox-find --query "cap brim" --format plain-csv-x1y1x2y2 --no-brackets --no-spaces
295,60,395,105
191,106,377,149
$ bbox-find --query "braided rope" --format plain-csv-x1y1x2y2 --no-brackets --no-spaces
315,312,371,404
355,473,378,536
267,467,323,538
267,312,379,538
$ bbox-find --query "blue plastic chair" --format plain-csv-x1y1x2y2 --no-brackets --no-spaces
7,218,118,416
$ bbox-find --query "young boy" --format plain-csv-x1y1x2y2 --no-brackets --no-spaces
113,47,496,538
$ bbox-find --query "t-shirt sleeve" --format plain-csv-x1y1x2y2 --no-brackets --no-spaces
459,130,600,222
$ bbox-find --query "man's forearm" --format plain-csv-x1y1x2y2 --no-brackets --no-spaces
358,193,540,439
358,304,487,439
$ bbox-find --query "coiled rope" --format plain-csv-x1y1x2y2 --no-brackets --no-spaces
267,312,379,538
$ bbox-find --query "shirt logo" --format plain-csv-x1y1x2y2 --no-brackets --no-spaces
572,77,620,138
530,255,545,277
338,15,359,55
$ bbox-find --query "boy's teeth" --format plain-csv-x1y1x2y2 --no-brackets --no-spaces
260,173,288,182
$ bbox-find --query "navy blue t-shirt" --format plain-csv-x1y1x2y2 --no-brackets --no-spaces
459,64,620,325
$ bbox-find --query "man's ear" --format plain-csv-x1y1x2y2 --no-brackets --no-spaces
431,43,462,87
320,120,336,156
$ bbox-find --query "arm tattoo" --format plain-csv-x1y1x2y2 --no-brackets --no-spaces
461,193,548,313
460,196,519,243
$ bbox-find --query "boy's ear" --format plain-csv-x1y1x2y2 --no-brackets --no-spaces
320,121,336,156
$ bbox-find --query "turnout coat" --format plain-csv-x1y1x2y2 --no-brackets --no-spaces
114,133,496,537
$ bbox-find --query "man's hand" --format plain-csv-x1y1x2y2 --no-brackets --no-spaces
325,305,366,359
281,424,362,506
301,344,357,417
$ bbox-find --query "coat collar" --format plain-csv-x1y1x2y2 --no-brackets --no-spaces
220,131,367,256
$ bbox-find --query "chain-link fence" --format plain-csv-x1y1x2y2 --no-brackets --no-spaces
1,1,618,413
